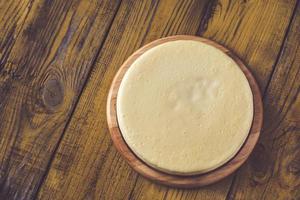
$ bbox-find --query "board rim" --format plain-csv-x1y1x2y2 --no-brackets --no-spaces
106,35,263,188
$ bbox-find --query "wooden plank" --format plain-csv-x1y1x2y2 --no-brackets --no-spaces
37,0,297,200
0,0,34,66
37,0,214,199
200,0,297,92
0,0,121,199
227,2,300,199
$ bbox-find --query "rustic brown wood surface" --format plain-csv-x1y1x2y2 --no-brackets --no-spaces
0,0,298,199
107,35,263,187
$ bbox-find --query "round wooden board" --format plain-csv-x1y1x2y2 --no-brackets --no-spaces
106,35,263,188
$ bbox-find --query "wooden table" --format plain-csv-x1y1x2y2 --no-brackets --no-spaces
0,0,299,199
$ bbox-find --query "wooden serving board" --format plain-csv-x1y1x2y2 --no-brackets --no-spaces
106,35,263,188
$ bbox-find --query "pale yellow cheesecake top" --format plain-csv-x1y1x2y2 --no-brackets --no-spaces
117,40,253,175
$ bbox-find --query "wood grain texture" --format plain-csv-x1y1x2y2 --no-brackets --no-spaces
37,0,298,200
0,0,298,199
37,0,162,199
227,2,300,199
200,0,298,93
0,0,34,66
107,35,263,187
0,0,121,199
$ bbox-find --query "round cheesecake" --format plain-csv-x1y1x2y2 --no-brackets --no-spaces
116,39,253,175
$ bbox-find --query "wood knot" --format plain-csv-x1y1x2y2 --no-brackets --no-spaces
42,79,64,109
288,156,300,175
249,143,272,184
